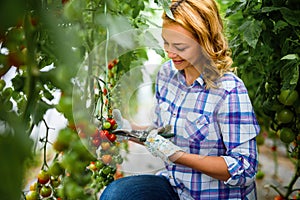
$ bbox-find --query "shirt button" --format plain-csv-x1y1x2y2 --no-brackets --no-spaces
172,113,176,117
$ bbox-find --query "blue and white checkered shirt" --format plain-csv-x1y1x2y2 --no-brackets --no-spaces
154,60,260,200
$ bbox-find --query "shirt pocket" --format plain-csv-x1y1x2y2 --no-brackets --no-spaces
158,102,172,126
184,112,210,142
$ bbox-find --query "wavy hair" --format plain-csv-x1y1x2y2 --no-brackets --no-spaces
162,0,233,88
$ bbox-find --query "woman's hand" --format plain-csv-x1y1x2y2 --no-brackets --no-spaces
145,129,184,163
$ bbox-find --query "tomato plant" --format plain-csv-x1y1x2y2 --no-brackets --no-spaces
0,0,172,198
224,0,300,198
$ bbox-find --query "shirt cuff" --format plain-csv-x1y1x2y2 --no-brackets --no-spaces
221,156,253,186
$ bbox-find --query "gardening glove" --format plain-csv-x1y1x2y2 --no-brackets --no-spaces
145,129,184,163
112,109,132,130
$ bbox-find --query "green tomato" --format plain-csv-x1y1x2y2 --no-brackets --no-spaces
102,121,111,130
279,127,296,143
50,176,61,188
25,191,39,200
256,170,265,180
278,90,299,106
276,108,294,124
40,185,52,198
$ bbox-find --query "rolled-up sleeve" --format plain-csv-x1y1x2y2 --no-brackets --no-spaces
217,84,260,187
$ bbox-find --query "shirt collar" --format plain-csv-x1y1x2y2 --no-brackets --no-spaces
176,70,206,88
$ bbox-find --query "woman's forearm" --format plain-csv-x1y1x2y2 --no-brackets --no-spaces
172,152,231,181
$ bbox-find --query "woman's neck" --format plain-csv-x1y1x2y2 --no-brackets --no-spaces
183,66,201,85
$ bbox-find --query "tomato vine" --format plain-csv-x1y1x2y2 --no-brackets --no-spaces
224,0,300,198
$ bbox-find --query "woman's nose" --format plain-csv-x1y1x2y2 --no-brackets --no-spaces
167,51,178,59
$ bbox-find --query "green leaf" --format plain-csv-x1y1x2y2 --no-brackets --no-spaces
281,54,299,60
32,100,53,125
260,6,281,13
225,1,246,17
155,0,174,20
273,20,288,33
280,60,299,89
239,20,262,48
280,7,300,26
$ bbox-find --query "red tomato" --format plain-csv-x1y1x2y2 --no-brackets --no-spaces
92,138,101,147
62,0,69,4
108,63,114,70
108,134,117,142
88,161,98,171
99,130,110,141
103,88,108,96
107,118,116,127
91,129,99,138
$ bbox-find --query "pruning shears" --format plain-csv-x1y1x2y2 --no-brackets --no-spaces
112,125,175,142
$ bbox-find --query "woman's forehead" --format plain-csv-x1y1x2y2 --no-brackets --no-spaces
162,23,196,42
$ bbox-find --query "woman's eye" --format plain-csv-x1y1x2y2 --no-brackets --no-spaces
176,47,187,52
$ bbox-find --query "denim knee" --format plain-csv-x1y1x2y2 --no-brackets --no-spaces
99,175,179,200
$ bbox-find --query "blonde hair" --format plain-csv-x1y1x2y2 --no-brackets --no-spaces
163,0,233,88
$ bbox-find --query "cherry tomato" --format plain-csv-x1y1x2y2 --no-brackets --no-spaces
102,121,111,130
37,170,50,184
29,182,38,191
103,88,108,96
92,138,101,147
88,161,98,171
40,185,52,197
50,176,61,188
91,129,100,138
107,118,116,128
108,63,114,70
95,160,105,169
101,154,112,164
99,130,110,141
108,133,117,143
25,191,39,200
113,59,118,65
101,142,111,150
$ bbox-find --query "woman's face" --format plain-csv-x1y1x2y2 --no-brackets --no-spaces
162,23,202,71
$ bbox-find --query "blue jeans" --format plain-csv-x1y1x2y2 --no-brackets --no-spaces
99,174,180,200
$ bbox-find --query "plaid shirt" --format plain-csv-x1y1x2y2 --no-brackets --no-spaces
154,60,260,200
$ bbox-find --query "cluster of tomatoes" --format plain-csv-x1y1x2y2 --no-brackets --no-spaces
107,59,118,88
87,160,119,193
25,162,64,200
274,89,300,144
91,117,118,148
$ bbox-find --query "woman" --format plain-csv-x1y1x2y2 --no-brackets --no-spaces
100,0,260,199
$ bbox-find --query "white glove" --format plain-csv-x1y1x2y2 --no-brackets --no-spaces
112,109,132,130
145,129,184,163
